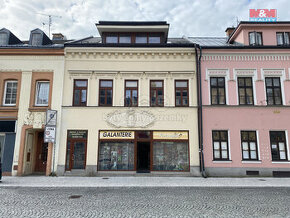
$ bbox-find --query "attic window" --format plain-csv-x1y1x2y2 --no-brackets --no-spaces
0,32,8,46
31,33,42,46
249,32,262,46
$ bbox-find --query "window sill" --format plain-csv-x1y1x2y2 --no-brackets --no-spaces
0,106,18,112
242,160,261,164
212,160,232,163
28,107,50,112
272,161,290,164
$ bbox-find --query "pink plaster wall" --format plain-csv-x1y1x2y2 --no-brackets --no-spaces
232,25,290,45
202,49,290,169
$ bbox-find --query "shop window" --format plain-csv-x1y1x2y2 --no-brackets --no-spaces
99,80,113,106
238,77,253,105
150,80,164,106
153,141,189,171
3,80,17,106
212,130,229,160
265,77,282,105
175,80,188,107
35,81,50,106
66,130,87,171
98,141,134,170
249,32,263,46
241,131,258,160
125,80,138,107
210,77,226,105
276,32,289,46
270,131,288,161
73,80,87,106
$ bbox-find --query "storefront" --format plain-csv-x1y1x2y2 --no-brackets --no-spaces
98,130,190,173
0,120,16,176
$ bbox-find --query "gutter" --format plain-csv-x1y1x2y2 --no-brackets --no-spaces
183,36,207,178
195,44,207,178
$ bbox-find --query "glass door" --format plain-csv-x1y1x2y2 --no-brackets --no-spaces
72,141,86,169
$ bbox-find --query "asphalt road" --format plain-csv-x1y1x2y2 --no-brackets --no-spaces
0,187,289,217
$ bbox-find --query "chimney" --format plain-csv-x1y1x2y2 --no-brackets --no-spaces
225,27,235,37
52,33,66,40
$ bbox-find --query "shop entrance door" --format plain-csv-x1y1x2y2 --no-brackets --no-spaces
34,132,48,173
137,142,150,173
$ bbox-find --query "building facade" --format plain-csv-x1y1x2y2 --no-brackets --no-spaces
190,21,290,177
56,22,200,176
0,28,65,176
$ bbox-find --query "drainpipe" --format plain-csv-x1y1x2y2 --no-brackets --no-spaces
195,44,207,178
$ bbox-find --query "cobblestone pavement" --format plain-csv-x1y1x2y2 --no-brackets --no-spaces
0,187,289,218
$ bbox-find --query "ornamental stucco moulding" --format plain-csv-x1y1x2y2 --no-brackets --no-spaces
23,112,45,129
105,109,155,128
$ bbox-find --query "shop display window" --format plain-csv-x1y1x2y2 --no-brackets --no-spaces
153,141,189,171
99,141,134,170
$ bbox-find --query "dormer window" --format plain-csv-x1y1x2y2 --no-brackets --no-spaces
0,32,8,46
249,32,262,46
103,33,163,44
31,33,42,46
276,32,289,46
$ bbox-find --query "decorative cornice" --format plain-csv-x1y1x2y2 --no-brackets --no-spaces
202,54,290,62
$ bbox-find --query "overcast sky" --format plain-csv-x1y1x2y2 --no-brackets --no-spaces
0,0,288,40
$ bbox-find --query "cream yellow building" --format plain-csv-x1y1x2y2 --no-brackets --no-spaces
0,28,65,176
57,21,200,176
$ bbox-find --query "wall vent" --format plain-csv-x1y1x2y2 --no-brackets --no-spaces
273,171,290,177
246,171,259,176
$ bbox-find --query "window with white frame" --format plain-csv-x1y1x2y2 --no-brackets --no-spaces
249,32,263,46
3,80,18,106
270,131,288,161
241,131,258,160
276,32,290,46
35,81,49,106
212,130,229,160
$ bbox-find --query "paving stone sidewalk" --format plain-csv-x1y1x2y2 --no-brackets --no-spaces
1,176,290,188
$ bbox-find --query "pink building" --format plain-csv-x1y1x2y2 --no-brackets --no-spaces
190,22,290,177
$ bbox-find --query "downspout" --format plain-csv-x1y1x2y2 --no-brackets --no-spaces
195,44,207,178
183,36,207,178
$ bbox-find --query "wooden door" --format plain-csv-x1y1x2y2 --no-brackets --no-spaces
34,132,48,173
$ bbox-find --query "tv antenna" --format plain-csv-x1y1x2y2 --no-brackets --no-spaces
37,13,62,38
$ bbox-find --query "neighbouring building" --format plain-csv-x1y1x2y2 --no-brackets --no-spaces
0,28,65,176
190,21,290,177
57,21,200,176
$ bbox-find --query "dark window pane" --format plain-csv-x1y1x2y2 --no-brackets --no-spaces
81,90,86,104
74,90,80,105
149,36,160,43
245,78,252,86
265,78,272,87
119,35,131,43
218,78,225,86
273,78,280,87
211,78,217,86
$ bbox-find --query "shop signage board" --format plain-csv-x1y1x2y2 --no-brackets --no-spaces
100,131,135,140
68,130,87,139
249,9,277,22
44,126,56,143
153,131,188,140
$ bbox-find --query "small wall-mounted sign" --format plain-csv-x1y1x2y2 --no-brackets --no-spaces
249,9,277,22
153,131,188,140
44,126,56,143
